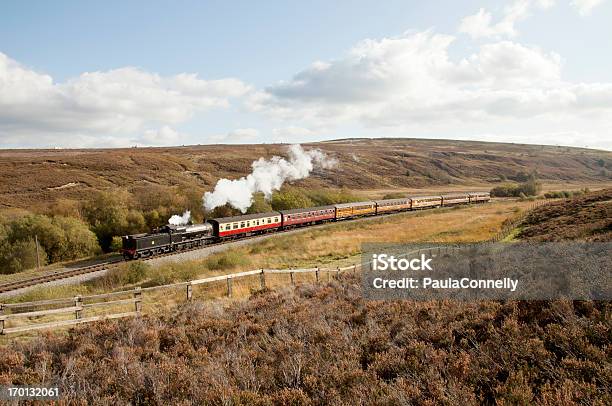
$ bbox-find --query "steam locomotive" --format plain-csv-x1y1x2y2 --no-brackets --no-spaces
121,191,490,259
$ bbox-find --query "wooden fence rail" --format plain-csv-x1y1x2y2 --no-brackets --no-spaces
1,201,549,335
1,288,143,335
0,267,355,335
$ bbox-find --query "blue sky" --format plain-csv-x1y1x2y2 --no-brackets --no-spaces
1,0,611,149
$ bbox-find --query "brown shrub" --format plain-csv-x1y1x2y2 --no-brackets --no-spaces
0,274,609,405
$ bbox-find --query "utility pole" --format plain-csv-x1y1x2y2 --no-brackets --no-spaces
35,235,41,270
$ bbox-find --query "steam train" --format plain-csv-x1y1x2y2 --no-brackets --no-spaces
121,191,490,259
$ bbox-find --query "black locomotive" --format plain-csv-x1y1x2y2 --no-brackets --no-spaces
121,223,214,259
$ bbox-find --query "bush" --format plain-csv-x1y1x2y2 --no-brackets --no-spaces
305,188,361,205
0,214,99,273
381,192,406,199
271,189,314,210
544,188,590,199
205,250,250,271
491,175,541,198
0,239,47,274
1,278,608,404
110,236,123,252
89,261,150,290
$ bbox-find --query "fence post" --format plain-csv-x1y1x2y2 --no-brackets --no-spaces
0,304,4,335
290,272,295,285
74,296,82,319
227,277,233,297
260,269,266,289
353,265,357,274
134,287,142,314
315,267,320,283
186,283,193,301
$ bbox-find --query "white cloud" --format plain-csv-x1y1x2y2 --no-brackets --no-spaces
250,29,612,149
255,32,566,119
209,128,260,144
571,0,605,15
136,126,182,146
0,52,250,147
459,0,555,39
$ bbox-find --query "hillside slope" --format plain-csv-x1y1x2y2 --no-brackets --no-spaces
1,138,611,210
517,188,612,241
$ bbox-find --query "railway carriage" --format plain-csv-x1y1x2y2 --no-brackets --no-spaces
280,205,335,227
468,192,491,203
441,193,470,206
335,201,376,219
208,212,281,239
411,195,442,209
375,198,411,213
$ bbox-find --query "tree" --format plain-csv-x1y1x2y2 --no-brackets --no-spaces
82,190,146,251
246,193,273,214
207,204,241,219
271,189,313,210
110,236,123,252
0,239,47,274
52,216,100,260
514,171,530,182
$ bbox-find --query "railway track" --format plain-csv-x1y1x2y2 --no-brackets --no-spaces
0,260,125,294
0,228,309,295
0,201,499,295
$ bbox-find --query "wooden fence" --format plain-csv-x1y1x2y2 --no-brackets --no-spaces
0,265,361,335
489,200,545,242
1,200,549,335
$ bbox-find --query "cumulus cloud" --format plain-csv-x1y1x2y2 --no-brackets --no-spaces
571,0,605,15
459,0,555,39
135,126,182,146
0,52,249,147
254,31,567,120
250,29,612,149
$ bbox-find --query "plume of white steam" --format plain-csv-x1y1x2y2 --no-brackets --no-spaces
204,144,337,213
168,210,191,226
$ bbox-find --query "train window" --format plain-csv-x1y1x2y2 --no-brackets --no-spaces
267,218,271,223
241,222,245,227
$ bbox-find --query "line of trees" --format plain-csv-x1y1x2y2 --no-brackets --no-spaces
0,214,99,274
0,186,361,274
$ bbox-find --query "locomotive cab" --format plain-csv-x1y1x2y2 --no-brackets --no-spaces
121,232,171,259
